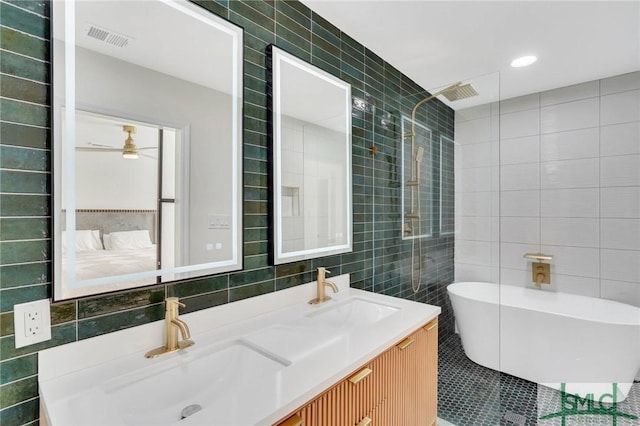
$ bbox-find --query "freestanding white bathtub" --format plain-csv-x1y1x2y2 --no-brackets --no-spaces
447,281,640,401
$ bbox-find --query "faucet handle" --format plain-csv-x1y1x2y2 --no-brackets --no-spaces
322,268,331,275
165,297,186,309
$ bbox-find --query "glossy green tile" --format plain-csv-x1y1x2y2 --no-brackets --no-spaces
275,37,310,63
245,87,267,109
243,187,267,202
244,45,265,67
275,272,312,291
0,170,48,194
51,301,75,325
78,304,164,340
276,12,310,42
244,74,268,93
0,146,48,172
311,33,340,57
0,27,48,61
0,285,48,313
229,280,274,302
341,62,365,82
243,201,268,215
229,267,274,287
228,11,273,42
311,13,340,46
0,262,48,289
244,144,268,161
244,115,267,134
190,0,228,18
0,323,75,360
0,377,37,409
230,1,274,29
244,172,267,188
244,61,266,81
243,227,268,243
244,158,268,174
0,2,49,38
167,275,228,299
244,214,268,228
0,398,39,426
4,1,49,17
0,354,37,385
179,290,228,314
0,240,49,266
78,286,165,319
310,56,340,78
244,103,268,122
0,218,48,241
0,75,48,105
244,32,271,52
275,260,313,278
276,1,311,29
0,312,13,336
0,123,48,149
243,254,268,269
0,99,48,127
311,44,340,69
244,128,268,146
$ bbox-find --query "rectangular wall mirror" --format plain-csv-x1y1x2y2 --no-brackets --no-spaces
268,46,352,265
52,0,243,300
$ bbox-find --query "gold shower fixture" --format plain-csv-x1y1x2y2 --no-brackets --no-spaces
405,81,478,294
122,125,138,159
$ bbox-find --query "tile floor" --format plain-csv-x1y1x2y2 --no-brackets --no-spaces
437,334,639,425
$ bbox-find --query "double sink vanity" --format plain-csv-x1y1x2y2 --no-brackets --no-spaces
39,273,440,425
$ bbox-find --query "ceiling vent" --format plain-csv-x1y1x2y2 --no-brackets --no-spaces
85,24,131,48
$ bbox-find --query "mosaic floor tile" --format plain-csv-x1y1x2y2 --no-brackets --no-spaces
437,334,639,426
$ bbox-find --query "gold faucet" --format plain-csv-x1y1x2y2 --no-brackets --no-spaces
309,267,338,304
145,297,194,358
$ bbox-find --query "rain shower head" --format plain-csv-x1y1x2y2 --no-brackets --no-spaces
440,83,478,101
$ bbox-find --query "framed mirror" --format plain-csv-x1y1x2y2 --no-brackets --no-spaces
268,46,352,265
52,0,243,300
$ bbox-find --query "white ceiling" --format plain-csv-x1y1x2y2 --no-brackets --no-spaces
301,0,640,109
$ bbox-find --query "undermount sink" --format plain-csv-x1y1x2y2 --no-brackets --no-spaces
306,298,399,327
103,340,289,425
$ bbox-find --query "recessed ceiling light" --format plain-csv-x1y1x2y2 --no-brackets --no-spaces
511,55,537,68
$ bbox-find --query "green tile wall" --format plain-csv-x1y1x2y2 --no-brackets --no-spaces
0,1,455,424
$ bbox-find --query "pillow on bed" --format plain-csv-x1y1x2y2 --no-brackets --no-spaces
102,234,112,250
107,230,153,250
61,230,103,252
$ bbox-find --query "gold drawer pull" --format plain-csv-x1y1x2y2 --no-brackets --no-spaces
278,414,303,426
357,416,372,426
348,367,372,385
425,321,438,331
397,337,415,350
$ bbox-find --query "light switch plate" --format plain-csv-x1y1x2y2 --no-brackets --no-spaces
14,299,52,348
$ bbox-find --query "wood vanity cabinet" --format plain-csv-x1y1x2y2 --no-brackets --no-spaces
275,318,438,426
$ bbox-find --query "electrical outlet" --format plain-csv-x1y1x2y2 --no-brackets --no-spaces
14,299,52,348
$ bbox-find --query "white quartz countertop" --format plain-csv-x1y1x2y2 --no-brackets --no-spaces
39,274,440,425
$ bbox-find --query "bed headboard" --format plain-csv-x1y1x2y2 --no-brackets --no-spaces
61,209,157,243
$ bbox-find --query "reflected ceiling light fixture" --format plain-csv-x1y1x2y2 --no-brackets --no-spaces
122,125,139,159
511,55,538,68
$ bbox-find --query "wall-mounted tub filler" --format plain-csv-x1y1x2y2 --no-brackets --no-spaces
523,253,553,288
145,297,194,358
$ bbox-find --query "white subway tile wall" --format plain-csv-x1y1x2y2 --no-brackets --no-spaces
455,71,640,305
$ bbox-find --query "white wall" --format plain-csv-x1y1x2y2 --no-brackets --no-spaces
455,71,640,306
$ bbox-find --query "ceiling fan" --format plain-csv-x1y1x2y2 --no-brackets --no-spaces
75,125,157,159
